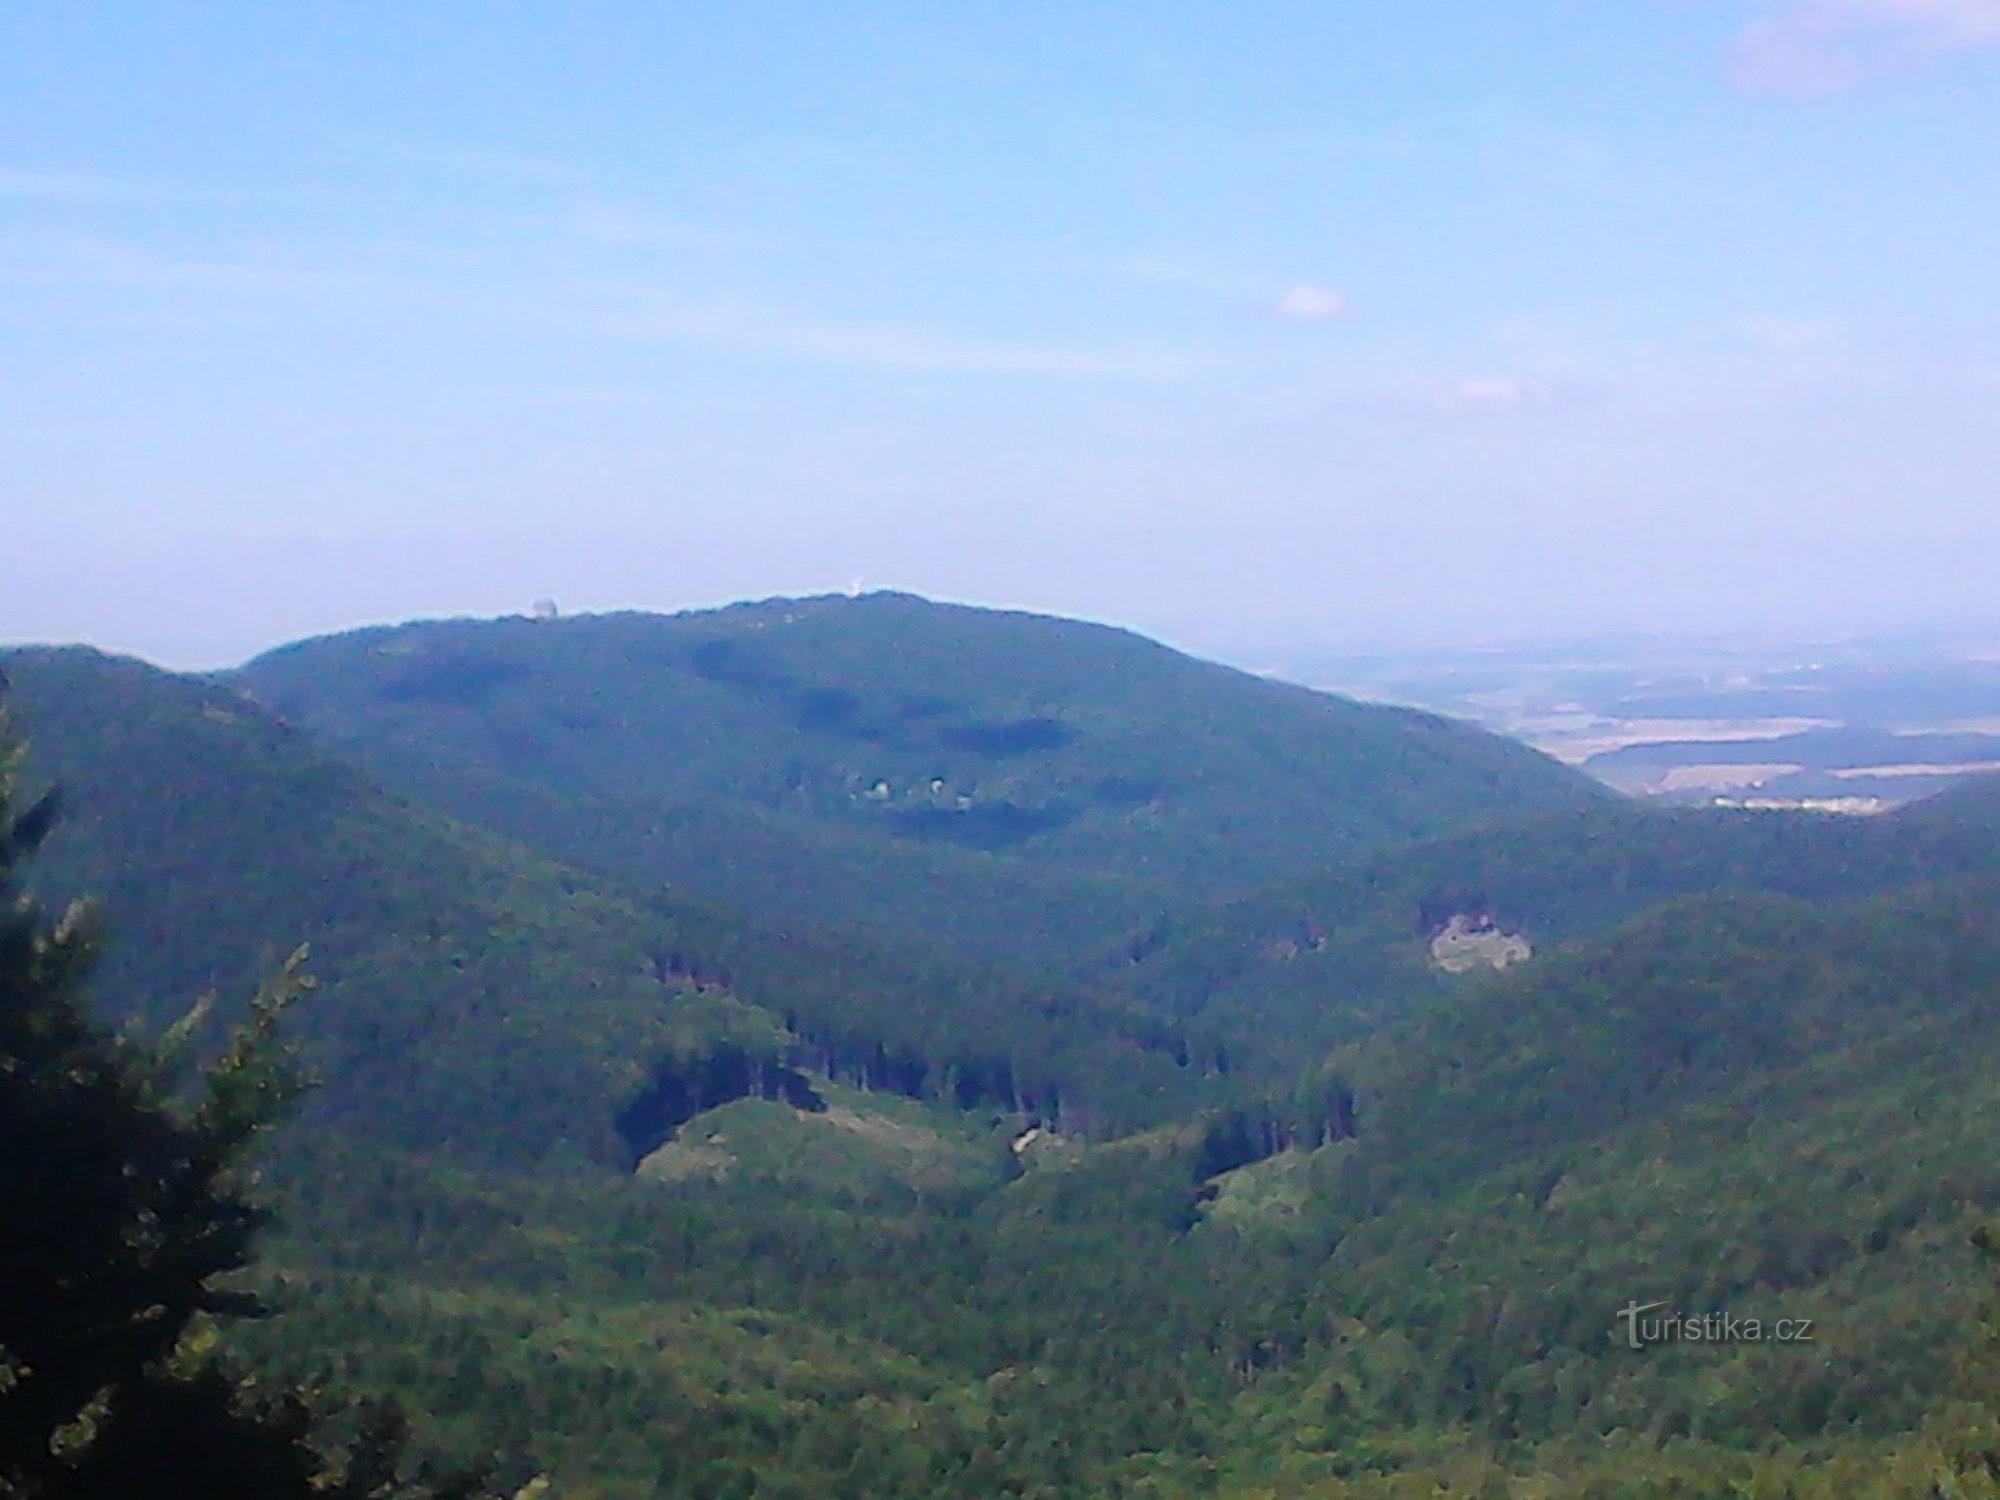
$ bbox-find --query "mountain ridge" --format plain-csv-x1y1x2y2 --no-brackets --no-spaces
229,592,1607,968
13,606,2000,1494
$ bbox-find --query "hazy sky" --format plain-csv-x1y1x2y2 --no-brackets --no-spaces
4,2,1998,668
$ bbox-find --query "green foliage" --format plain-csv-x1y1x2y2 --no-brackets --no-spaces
0,712,317,1494
1115,795,2000,1086
0,711,508,1500
14,606,2000,1495
230,593,1603,967
4,646,1211,1155
0,722,300,1496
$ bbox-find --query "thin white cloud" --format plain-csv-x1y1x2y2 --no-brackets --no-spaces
1862,0,2000,39
1735,314,1841,351
565,201,756,255
0,230,1197,381
1102,253,1263,299
586,289,1203,378
326,133,575,186
1271,283,1349,321
0,168,183,204
1734,0,2000,94
1374,376,1564,420
1101,255,1350,322
0,230,394,301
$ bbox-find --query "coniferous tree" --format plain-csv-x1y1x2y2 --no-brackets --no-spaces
0,709,509,1498
0,705,326,1495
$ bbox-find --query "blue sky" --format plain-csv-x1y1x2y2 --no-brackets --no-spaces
4,2,1998,667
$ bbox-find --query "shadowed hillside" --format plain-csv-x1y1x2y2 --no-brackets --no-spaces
232,593,1605,967
2,647,1209,1164
1108,793,2000,1084
13,626,2000,1495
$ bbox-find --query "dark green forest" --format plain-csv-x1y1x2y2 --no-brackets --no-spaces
230,594,1603,968
10,595,2000,1496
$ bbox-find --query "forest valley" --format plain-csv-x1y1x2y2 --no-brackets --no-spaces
9,595,2000,1497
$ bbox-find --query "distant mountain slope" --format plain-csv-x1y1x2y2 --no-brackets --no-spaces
2,647,1217,1161
1339,874,2000,1200
240,869,2000,1495
232,593,1604,964
1208,872,2000,1476
1113,795,2000,1082
1585,724,2000,807
1587,724,2000,775
4,646,685,1165
1894,768,2000,831
15,639,2000,1494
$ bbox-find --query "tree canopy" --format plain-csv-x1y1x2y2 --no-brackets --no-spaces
0,711,502,1499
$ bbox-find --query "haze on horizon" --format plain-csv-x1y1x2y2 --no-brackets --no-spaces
4,3,1998,671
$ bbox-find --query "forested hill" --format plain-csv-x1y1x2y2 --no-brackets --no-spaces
0,646,1209,1163
14,633,2000,1493
1109,794,2000,1084
231,593,1604,965
1213,870,2000,1489
1893,768,2000,831
4,644,708,1165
